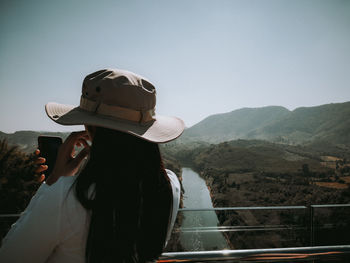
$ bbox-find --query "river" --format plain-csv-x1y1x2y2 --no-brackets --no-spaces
179,167,229,251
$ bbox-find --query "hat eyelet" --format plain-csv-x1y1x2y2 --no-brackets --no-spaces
141,79,155,92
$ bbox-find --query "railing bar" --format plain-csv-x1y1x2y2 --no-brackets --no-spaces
179,225,304,229
180,206,307,211
311,204,350,208
179,225,305,230
0,214,20,218
178,227,307,233
161,245,350,260
177,229,307,232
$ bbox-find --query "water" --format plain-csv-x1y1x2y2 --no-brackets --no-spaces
179,167,229,251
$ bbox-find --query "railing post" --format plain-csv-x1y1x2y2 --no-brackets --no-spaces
310,205,315,246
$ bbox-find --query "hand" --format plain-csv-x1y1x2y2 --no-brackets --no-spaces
34,149,48,183
46,131,90,186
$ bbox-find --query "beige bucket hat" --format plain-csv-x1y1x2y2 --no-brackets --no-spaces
45,69,185,143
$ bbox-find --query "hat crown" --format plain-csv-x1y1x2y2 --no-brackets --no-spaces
82,69,156,111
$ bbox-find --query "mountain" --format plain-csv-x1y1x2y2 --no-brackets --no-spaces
184,102,350,145
248,102,350,144
184,106,290,142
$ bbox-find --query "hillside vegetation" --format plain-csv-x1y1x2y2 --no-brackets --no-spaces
184,101,350,145
0,140,42,241
163,139,350,206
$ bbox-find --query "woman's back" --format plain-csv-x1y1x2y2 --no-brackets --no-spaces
76,128,174,262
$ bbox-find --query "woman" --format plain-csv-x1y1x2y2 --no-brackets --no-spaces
0,69,184,263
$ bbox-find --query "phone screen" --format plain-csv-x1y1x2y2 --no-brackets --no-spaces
38,136,63,178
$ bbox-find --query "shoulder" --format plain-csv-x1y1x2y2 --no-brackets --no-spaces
165,169,181,196
36,176,76,202
164,169,181,243
52,175,76,189
165,169,180,186
51,176,83,211
41,175,76,193
19,176,76,210
33,176,79,217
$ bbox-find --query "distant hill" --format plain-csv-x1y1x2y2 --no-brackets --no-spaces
0,131,69,153
184,102,350,145
184,106,290,142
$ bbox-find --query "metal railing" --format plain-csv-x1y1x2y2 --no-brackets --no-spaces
2,204,350,262
175,204,350,248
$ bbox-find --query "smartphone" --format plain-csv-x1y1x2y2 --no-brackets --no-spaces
38,136,63,178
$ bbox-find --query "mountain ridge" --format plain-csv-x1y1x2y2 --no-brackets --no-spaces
183,101,350,145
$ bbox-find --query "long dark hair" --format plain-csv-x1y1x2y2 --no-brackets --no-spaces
74,127,172,263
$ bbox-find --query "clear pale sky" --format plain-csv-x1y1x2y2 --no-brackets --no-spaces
1,0,349,133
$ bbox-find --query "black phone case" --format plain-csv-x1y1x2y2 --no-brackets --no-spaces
38,136,62,178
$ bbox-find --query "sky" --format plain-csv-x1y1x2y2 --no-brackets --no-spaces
1,0,349,133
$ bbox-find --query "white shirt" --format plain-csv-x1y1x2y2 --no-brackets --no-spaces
0,170,180,263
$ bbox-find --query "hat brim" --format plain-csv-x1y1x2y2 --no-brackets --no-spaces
45,102,184,143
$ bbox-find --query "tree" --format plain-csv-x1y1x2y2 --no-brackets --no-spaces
302,163,310,175
0,139,39,213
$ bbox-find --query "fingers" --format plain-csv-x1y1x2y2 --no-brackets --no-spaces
71,146,90,169
34,157,46,165
63,131,88,157
48,131,91,183
35,164,48,174
66,131,88,144
71,139,89,158
82,133,91,142
76,138,89,148
38,174,45,183
34,149,47,182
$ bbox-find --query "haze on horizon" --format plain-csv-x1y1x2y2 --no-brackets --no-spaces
1,0,349,133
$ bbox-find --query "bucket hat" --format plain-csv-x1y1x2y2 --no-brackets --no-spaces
45,69,184,143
